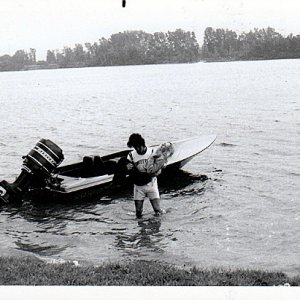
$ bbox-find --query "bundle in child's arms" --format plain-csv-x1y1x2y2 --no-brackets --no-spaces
144,142,175,175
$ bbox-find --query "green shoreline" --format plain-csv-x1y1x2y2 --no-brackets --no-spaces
0,256,299,286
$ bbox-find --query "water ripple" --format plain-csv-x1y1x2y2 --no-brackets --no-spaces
14,240,68,256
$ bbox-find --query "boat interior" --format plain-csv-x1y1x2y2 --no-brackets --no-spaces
56,150,130,179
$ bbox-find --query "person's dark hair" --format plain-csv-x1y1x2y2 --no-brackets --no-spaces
127,133,145,148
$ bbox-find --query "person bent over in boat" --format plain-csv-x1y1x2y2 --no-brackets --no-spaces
126,133,174,219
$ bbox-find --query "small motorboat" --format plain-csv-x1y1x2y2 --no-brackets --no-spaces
0,135,216,204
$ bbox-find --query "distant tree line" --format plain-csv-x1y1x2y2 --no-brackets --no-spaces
46,29,200,68
0,48,37,71
0,27,299,72
0,29,200,71
202,27,300,61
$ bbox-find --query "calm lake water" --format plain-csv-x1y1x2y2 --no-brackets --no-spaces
0,60,299,276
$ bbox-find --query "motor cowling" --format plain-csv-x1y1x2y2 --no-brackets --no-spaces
0,139,64,204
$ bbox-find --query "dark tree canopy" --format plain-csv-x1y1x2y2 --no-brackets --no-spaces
202,27,300,61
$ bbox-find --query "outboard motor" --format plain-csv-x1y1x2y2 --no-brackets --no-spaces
0,139,64,204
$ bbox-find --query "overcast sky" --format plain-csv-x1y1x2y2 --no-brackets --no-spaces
1,0,299,60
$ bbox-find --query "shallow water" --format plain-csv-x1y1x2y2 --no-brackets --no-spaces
0,60,299,276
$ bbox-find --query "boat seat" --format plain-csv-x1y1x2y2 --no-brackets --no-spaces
104,159,117,175
93,155,106,174
82,155,106,177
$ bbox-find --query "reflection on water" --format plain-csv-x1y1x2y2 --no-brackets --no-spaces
159,169,209,194
14,240,68,256
115,218,163,254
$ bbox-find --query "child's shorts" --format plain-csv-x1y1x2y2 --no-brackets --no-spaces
133,177,159,200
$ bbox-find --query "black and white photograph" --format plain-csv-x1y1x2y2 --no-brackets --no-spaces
0,0,299,299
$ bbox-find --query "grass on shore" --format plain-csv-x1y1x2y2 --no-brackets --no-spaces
0,256,299,286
